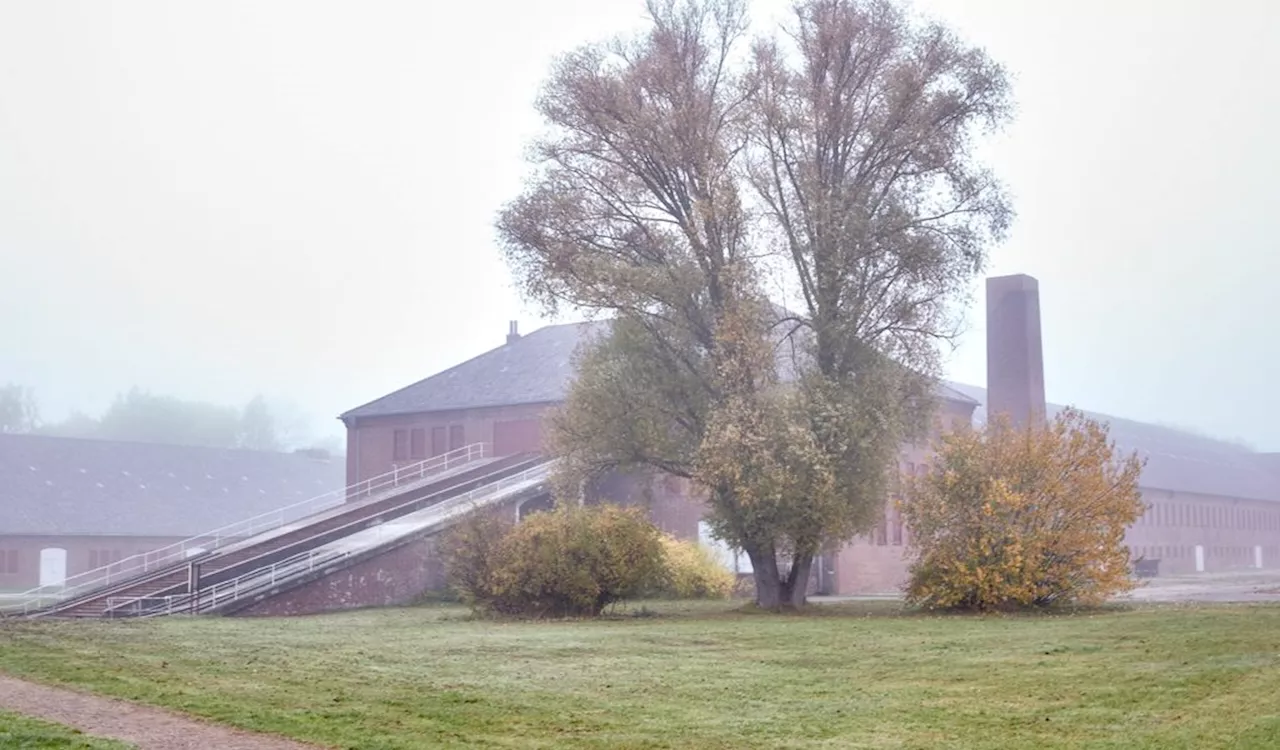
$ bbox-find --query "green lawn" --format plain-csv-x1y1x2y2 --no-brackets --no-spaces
0,711,133,749
1,601,1279,749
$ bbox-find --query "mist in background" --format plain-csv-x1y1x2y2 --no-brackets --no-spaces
0,0,1275,450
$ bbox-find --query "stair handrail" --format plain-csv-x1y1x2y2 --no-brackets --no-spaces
3,442,492,614
144,459,557,616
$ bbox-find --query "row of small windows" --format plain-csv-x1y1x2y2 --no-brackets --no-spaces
1137,502,1280,531
391,425,466,462
88,549,125,569
1131,545,1273,562
874,461,1280,548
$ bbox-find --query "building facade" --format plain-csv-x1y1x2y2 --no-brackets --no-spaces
339,275,1280,595
0,434,346,590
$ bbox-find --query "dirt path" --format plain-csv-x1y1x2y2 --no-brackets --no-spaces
0,675,323,750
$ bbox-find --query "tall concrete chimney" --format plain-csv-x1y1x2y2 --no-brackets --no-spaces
506,320,521,345
986,274,1046,428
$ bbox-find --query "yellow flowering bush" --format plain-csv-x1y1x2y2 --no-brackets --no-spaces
900,408,1145,611
653,535,736,600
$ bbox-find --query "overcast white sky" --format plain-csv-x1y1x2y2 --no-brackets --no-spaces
0,0,1276,450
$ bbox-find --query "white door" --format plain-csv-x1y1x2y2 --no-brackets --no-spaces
698,521,749,574
1255,545,1264,569
1194,545,1205,573
38,548,67,587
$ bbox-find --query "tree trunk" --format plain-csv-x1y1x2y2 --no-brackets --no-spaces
784,552,814,608
747,547,815,610
748,546,784,609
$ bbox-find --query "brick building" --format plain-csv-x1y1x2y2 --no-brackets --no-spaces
0,434,345,591
339,275,1280,595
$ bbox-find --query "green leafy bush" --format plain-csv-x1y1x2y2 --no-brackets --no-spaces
444,503,666,618
652,535,736,599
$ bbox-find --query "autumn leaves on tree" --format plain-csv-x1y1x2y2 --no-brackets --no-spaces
493,0,1118,609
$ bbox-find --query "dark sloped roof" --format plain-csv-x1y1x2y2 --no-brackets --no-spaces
342,320,979,420
341,322,608,420
0,434,347,537
945,382,1280,503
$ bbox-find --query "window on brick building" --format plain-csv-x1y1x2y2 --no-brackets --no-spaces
2,550,18,575
431,426,447,456
875,516,887,546
392,429,409,461
449,425,465,451
88,550,122,569
891,509,903,546
409,428,426,460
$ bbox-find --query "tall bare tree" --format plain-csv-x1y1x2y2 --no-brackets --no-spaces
732,0,1013,604
748,0,1012,378
498,0,1012,608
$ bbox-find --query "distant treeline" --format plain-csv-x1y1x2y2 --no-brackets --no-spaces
0,383,341,455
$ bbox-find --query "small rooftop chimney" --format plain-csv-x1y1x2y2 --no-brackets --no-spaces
986,273,1046,429
506,320,521,345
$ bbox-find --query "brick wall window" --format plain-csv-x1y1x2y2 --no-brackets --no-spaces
392,429,409,461
409,428,426,460
449,425,465,451
890,508,903,546
431,426,447,456
88,550,122,569
1,550,18,575
875,519,887,546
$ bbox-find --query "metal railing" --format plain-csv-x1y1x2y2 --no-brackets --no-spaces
3,442,491,616
106,459,556,618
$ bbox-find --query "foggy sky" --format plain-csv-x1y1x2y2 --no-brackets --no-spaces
1,0,1276,450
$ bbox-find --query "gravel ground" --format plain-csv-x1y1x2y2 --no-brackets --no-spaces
0,675,323,750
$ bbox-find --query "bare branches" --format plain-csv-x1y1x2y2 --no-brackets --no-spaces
745,0,1013,379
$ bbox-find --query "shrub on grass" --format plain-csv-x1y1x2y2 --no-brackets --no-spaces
899,408,1146,611
444,504,666,618
651,536,735,600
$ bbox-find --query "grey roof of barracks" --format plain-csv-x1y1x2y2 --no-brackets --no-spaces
342,322,605,419
344,321,1279,504
0,434,347,537
946,383,1280,503
340,320,977,419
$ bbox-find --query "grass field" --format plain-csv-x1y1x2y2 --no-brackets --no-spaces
2,601,1280,749
0,710,134,749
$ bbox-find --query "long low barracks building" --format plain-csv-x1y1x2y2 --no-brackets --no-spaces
337,274,1280,595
